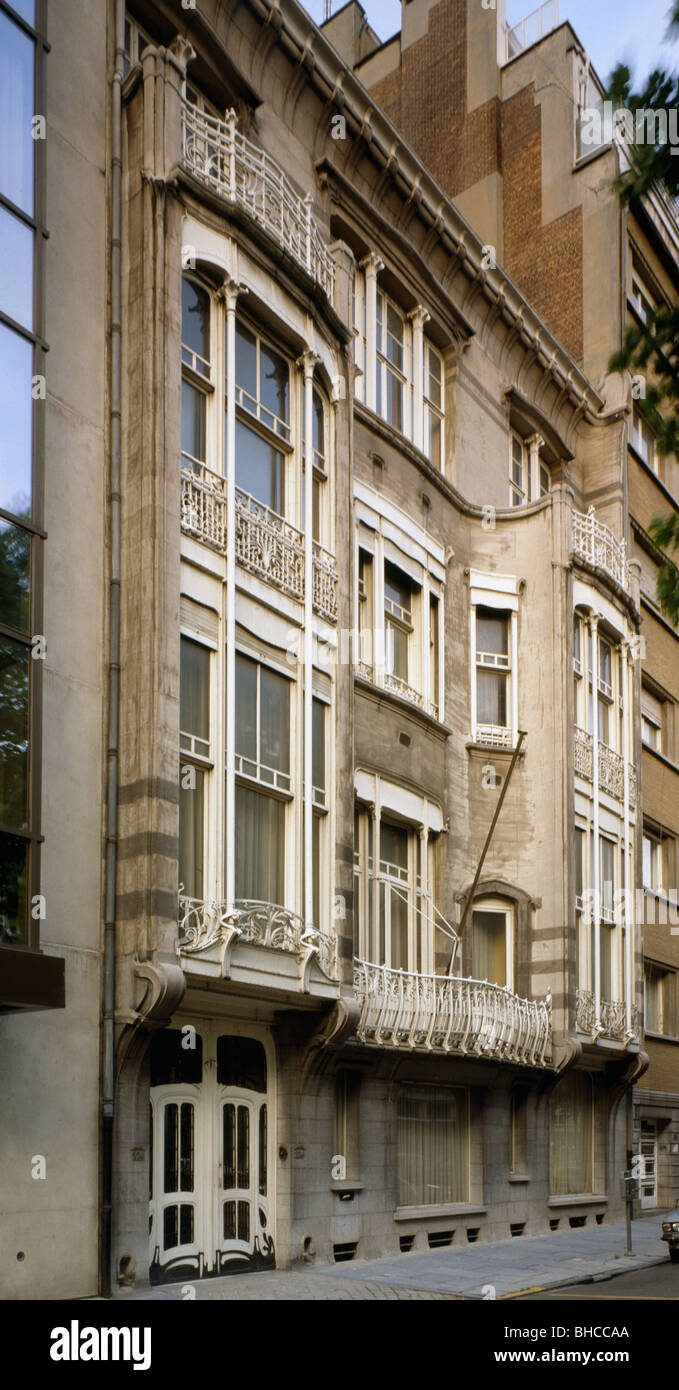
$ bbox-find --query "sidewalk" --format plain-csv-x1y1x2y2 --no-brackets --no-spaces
114,1216,670,1301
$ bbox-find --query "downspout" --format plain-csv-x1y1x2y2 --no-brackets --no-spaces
101,0,125,1298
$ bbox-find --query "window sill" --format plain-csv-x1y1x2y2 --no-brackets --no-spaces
507,1174,530,1185
330,1181,364,1193
547,1195,608,1208
466,740,525,757
394,1203,487,1222
0,943,65,1013
644,1030,679,1046
354,671,451,735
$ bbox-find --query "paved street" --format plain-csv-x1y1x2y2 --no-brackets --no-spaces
519,1263,679,1299
114,1216,669,1301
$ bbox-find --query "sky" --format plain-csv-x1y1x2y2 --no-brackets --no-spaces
301,0,679,88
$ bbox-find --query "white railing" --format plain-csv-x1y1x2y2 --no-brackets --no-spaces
383,673,425,708
575,987,641,1043
572,507,629,592
353,960,552,1067
503,0,558,61
180,462,338,619
573,728,637,808
178,895,338,981
181,102,334,298
475,723,514,748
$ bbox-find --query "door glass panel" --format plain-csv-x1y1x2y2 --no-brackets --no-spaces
179,1103,194,1192
217,1036,267,1091
223,1103,235,1189
223,1200,236,1239
150,1030,203,1086
164,1105,178,1193
237,1105,250,1189
179,1205,194,1245
238,1201,250,1242
259,1105,267,1196
164,1205,178,1250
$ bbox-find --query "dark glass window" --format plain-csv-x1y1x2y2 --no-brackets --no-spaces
149,1028,203,1086
0,204,33,330
0,11,35,216
0,833,27,945
235,418,284,514
0,520,30,633
217,1035,267,1092
0,322,33,520
181,279,210,373
0,635,30,828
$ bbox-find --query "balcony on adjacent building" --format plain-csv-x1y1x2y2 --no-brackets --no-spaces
353,959,552,1067
501,0,559,62
575,987,641,1044
571,507,630,593
177,895,340,998
573,726,637,808
180,461,339,622
181,102,335,298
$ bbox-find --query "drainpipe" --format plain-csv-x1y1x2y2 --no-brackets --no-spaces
101,0,125,1298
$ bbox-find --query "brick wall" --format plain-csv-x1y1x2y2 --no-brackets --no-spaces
367,0,584,364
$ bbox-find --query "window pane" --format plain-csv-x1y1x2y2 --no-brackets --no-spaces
381,822,407,869
223,1105,235,1189
259,1104,267,1196
312,699,325,790
477,670,507,726
549,1072,592,1194
477,611,508,656
472,909,507,985
0,204,33,329
312,388,324,458
237,1105,249,1188
235,784,284,903
235,418,284,515
163,1104,178,1194
384,564,411,614
0,635,29,828
386,622,408,681
260,667,289,772
181,380,206,464
235,321,257,399
11,0,36,23
427,411,441,466
217,1035,267,1092
386,303,403,369
179,765,204,899
0,520,30,633
0,321,33,519
0,831,27,944
259,341,289,424
389,882,408,969
180,639,209,741
0,12,34,216
179,1104,194,1192
235,654,257,762
386,370,403,431
398,1088,468,1206
181,279,210,364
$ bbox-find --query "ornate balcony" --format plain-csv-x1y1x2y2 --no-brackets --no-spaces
181,102,334,298
180,462,338,620
177,895,339,996
575,987,641,1043
571,507,629,592
353,960,552,1068
573,727,637,809
475,724,514,749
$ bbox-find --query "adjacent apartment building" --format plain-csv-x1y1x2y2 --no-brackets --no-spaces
0,0,651,1298
338,0,679,1214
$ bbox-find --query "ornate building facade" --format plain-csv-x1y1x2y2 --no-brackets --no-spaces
0,0,649,1296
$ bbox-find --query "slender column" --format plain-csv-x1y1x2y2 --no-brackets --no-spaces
373,791,381,963
374,530,386,687
422,571,431,712
527,433,545,502
510,610,518,746
622,642,632,1034
470,603,477,741
361,253,383,413
224,277,245,912
299,350,319,930
418,822,429,973
408,305,430,452
589,615,601,1024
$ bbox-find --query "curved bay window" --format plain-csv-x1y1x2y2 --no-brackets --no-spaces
549,1071,593,1196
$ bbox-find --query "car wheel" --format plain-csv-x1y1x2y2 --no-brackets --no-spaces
670,1248,679,1264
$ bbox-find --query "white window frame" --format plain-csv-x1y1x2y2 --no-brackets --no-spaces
631,405,657,473
470,897,514,989
469,574,519,749
509,429,550,507
234,652,293,795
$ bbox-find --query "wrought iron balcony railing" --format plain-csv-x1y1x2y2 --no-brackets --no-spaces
353,959,552,1067
573,726,637,809
575,987,641,1043
571,507,630,592
181,102,335,298
178,895,338,982
180,461,338,620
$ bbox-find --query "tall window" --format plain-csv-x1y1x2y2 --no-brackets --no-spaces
471,902,513,987
384,562,414,693
311,696,327,927
645,963,677,1037
376,291,406,434
630,275,656,326
475,608,511,738
302,385,327,545
550,1072,593,1195
397,1087,469,1207
357,538,443,717
234,320,289,516
643,828,663,893
424,342,444,468
509,431,550,506
354,809,431,972
0,2,43,950
631,405,657,474
179,638,211,900
234,655,290,904
335,1071,361,1182
181,278,211,474
641,688,663,752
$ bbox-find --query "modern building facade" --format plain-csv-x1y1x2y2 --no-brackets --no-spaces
0,0,653,1298
340,0,679,1214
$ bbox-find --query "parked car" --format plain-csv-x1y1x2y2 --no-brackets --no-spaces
661,1212,679,1262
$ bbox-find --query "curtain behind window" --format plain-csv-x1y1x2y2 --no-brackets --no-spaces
235,785,284,904
397,1088,468,1206
471,909,507,986
549,1072,592,1194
